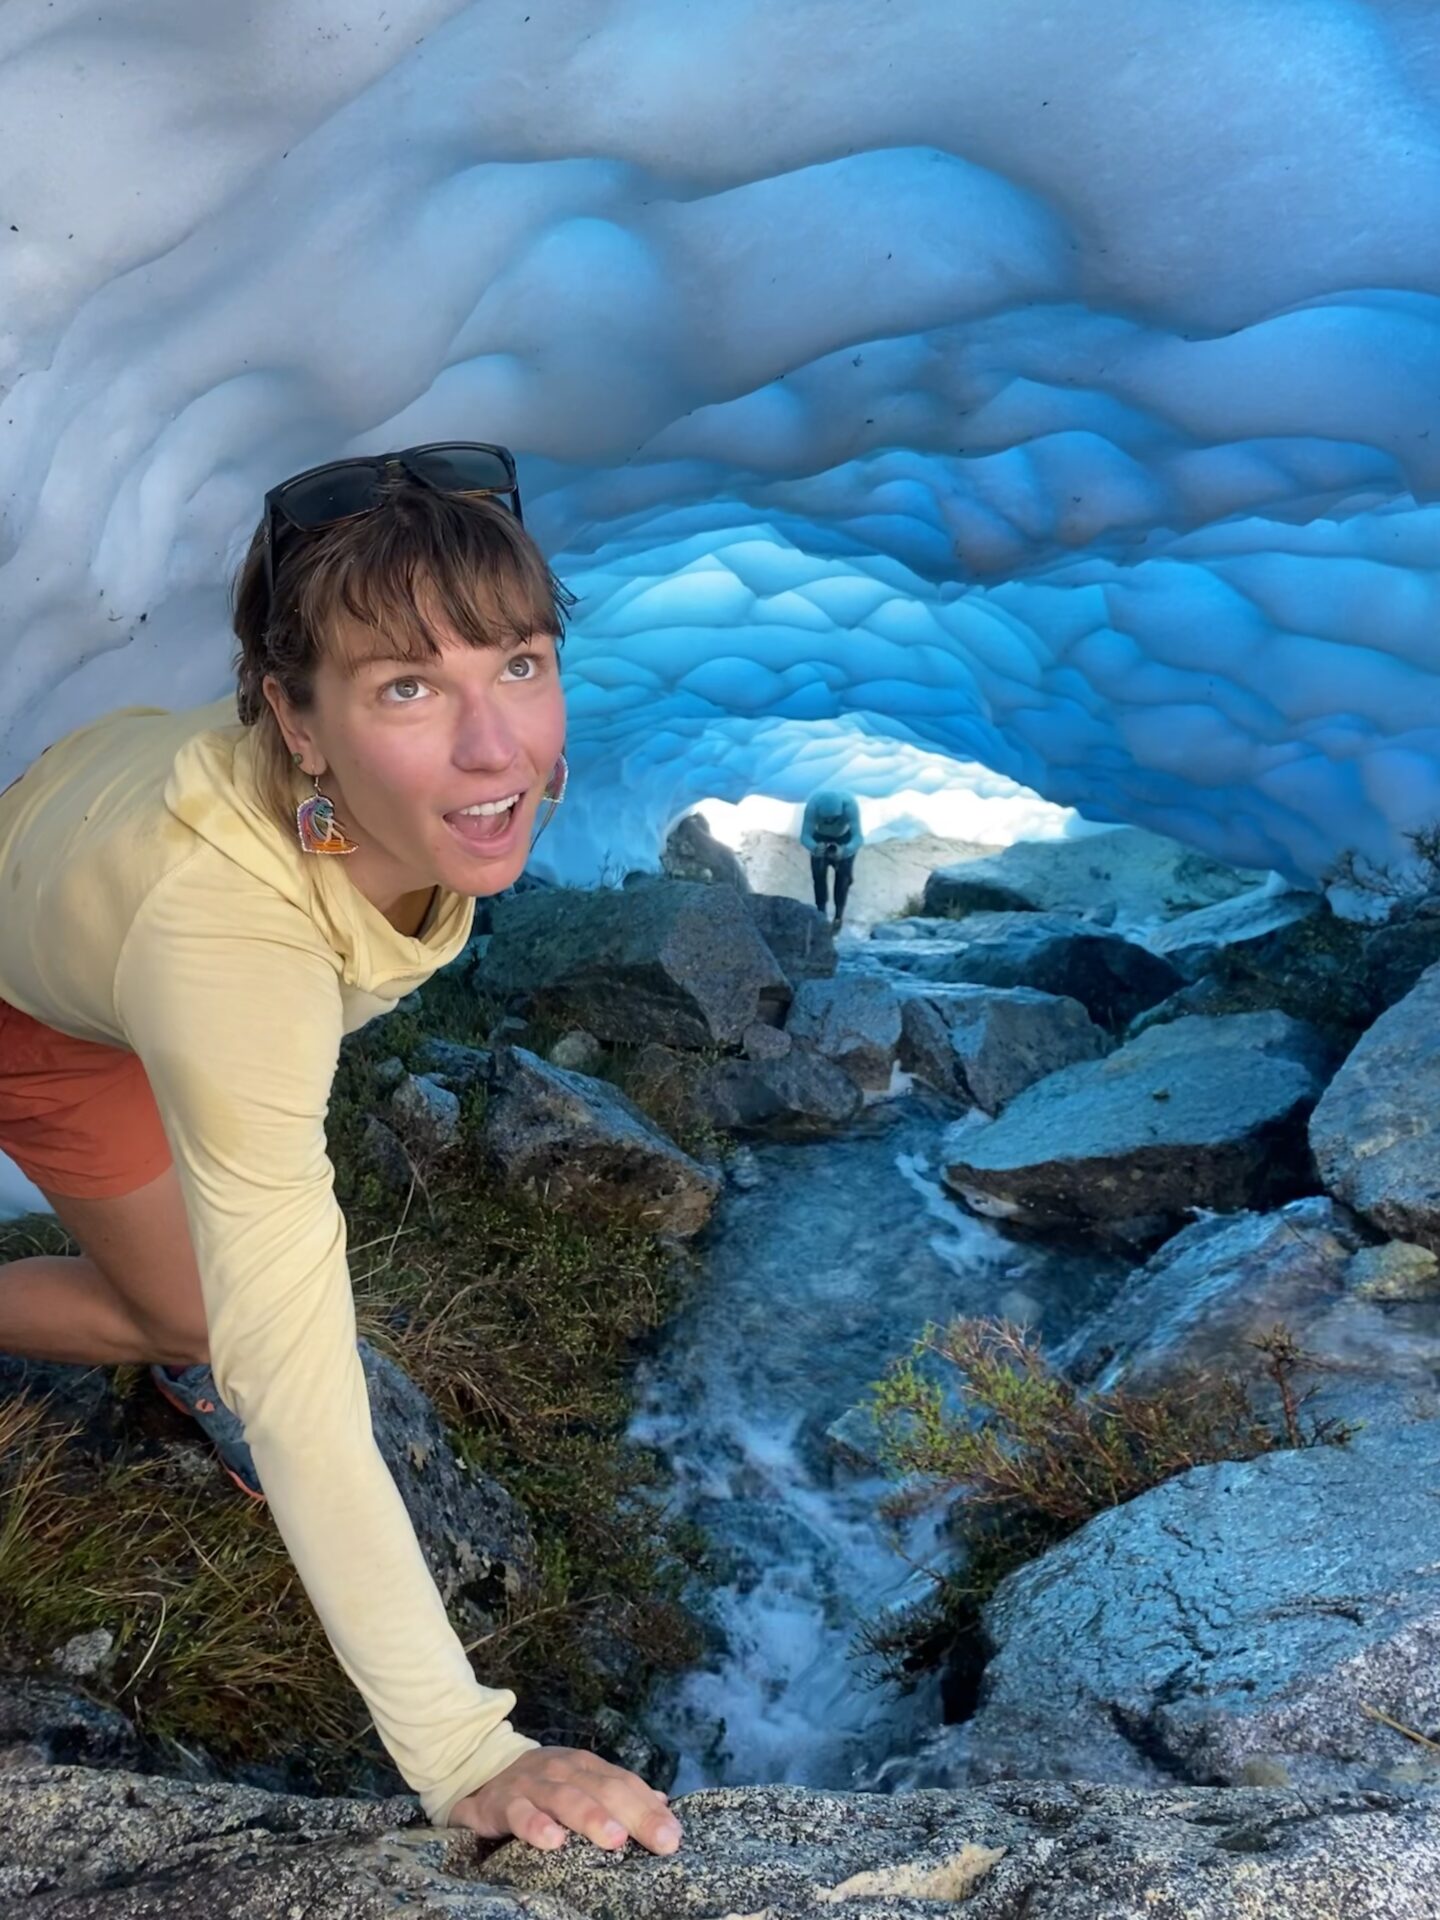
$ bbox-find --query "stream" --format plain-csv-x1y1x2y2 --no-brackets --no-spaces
628,1085,1123,1794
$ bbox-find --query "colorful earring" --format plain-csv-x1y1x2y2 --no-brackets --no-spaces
296,771,359,856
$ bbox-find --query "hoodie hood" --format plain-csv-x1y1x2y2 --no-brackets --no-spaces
164,699,474,994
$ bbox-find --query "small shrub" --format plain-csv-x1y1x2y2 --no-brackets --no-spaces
603,1043,733,1167
855,1317,1353,1699
1323,820,1440,903
895,891,980,924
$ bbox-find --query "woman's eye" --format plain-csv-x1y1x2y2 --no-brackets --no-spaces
504,654,539,681
382,677,429,703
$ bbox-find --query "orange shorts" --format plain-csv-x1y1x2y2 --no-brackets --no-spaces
0,996,173,1202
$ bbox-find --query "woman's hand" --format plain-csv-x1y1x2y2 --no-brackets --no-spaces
448,1746,684,1855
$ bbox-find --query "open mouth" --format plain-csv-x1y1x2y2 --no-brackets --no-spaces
444,791,523,848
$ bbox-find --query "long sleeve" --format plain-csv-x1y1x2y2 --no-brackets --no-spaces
799,797,821,853
115,873,538,1824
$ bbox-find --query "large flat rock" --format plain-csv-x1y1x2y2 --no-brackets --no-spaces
0,1768,551,1917
4,1768,1439,1920
479,883,790,1050
922,827,1260,924
943,1011,1334,1235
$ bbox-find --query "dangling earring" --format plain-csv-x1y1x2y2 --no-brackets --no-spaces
295,762,359,856
531,751,568,847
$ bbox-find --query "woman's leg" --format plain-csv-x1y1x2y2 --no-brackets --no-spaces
810,851,830,911
832,854,855,924
0,1165,208,1369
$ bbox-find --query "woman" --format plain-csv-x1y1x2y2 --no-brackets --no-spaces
0,443,683,1857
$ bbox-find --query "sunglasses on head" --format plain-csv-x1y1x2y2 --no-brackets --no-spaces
261,440,523,618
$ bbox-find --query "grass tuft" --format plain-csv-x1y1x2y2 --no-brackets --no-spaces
0,1392,368,1783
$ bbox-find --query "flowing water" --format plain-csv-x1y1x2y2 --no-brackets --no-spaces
629,1088,1122,1793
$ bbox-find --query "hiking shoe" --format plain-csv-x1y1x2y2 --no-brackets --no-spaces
150,1363,265,1502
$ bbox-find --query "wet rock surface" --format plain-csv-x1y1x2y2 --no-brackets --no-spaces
1147,886,1325,980
628,1041,863,1138
896,983,1106,1113
872,912,1183,1032
0,1677,141,1774
1056,1195,1440,1430
952,1422,1440,1798
785,976,904,1092
1149,887,1375,1035
1360,900,1440,1014
626,1096,1123,1792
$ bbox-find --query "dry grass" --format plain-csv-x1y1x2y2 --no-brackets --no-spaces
331,1028,712,1731
0,1395,372,1782
601,1046,732,1167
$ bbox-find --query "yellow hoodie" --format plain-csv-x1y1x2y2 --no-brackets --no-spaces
0,697,540,1822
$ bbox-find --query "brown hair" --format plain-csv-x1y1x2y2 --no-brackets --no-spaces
232,478,574,821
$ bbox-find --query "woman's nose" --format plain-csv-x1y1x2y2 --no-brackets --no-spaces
454,697,520,770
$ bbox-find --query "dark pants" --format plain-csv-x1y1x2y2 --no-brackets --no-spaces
811,849,855,920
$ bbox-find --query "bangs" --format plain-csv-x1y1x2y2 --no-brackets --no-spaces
289,484,573,671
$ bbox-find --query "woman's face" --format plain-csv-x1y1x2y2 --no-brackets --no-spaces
271,608,566,908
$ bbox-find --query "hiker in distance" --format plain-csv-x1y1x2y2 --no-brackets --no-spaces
0,442,683,1858
800,786,863,931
